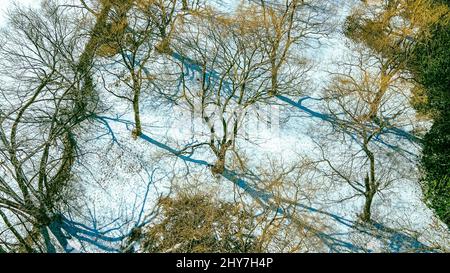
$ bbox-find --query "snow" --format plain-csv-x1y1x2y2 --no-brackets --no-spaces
0,0,449,253
0,0,38,26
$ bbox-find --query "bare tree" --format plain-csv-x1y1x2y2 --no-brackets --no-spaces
93,0,197,138
161,1,317,175
0,1,95,252
319,44,417,222
95,1,155,138
124,157,324,253
256,0,329,96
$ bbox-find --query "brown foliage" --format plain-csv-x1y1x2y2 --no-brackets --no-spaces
140,192,262,253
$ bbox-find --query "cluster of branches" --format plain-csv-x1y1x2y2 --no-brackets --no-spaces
0,0,328,252
337,0,449,224
0,1,97,252
0,0,445,253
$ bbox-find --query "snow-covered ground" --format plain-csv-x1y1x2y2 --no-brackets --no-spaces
0,0,37,25
1,0,449,252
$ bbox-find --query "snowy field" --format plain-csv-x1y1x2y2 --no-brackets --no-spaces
0,0,449,252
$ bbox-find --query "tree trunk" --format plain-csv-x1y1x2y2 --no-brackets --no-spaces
269,61,278,97
75,3,112,115
211,142,231,175
361,142,376,223
132,83,142,139
361,138,378,222
361,190,375,222
182,0,188,10
211,153,226,175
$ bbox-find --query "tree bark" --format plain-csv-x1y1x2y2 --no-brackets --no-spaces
211,152,226,175
211,141,232,175
361,189,375,222
132,83,142,139
361,140,376,222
